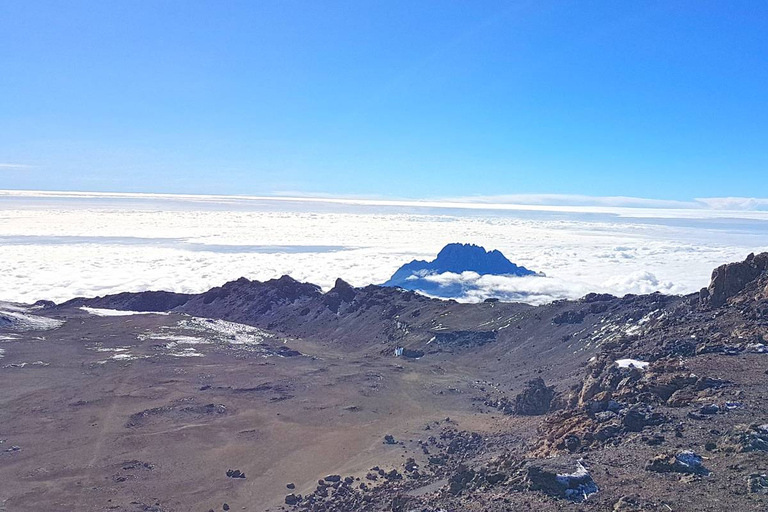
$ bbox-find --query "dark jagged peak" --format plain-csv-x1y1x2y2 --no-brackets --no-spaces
329,278,357,301
433,243,534,275
383,243,538,299
386,243,537,284
700,252,768,307
323,278,357,313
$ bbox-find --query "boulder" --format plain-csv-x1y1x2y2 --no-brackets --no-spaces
526,460,598,502
448,464,475,495
622,404,667,432
747,473,768,494
513,378,555,416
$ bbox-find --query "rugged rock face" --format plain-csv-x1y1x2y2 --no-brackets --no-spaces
701,252,768,307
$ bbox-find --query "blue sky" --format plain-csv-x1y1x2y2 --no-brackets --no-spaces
1,1,767,201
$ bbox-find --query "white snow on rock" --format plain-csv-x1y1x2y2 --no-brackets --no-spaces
0,307,64,331
167,347,203,357
178,317,273,346
615,358,650,369
139,334,209,345
81,307,170,317
2,361,49,369
110,353,137,361
675,451,710,475
556,461,599,501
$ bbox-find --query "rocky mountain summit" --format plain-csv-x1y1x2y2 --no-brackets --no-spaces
2,253,768,511
382,243,538,298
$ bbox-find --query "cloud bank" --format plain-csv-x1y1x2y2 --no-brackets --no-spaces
0,192,766,305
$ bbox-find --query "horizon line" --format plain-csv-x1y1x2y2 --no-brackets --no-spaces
2,188,768,216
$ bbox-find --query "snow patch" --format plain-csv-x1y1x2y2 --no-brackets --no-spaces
615,358,650,369
3,360,48,369
81,307,170,317
167,347,203,357
178,317,273,346
0,309,64,331
139,334,209,344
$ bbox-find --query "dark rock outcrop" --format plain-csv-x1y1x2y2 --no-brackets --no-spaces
701,252,768,307
323,278,357,313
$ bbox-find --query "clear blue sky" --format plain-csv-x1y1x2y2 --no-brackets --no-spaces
1,1,767,200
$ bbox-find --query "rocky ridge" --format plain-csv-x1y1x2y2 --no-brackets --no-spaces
38,252,768,511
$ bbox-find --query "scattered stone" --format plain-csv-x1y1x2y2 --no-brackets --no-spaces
286,482,295,489
563,434,581,453
720,423,768,452
225,469,245,479
324,474,341,483
284,493,300,505
594,424,620,441
613,495,642,511
448,464,475,495
645,451,710,475
385,469,402,480
642,435,665,446
747,473,768,494
383,434,396,445
595,411,617,423
622,404,667,432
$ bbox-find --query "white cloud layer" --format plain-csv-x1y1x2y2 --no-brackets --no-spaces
1,191,767,305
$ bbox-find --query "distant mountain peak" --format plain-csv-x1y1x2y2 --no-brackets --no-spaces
383,243,538,298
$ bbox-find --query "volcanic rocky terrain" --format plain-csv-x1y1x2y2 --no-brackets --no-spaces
2,253,768,511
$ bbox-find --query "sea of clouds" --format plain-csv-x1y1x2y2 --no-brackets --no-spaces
1,190,767,305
